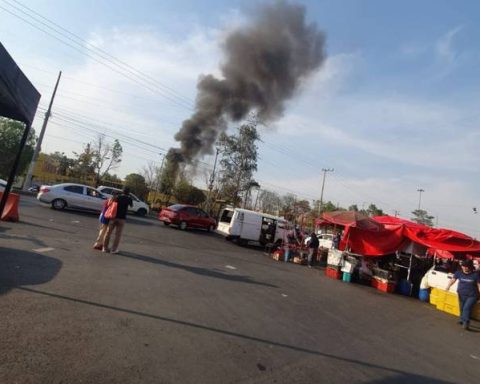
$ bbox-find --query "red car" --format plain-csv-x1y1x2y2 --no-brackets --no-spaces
158,204,217,232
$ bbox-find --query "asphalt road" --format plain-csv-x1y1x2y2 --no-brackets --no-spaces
0,196,479,384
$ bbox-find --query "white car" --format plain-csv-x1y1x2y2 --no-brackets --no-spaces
37,183,106,212
97,186,149,216
0,178,7,193
304,233,334,248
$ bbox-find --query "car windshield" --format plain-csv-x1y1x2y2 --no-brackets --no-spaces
168,204,186,211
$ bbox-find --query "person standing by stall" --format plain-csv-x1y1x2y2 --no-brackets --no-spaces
307,232,319,268
446,259,480,330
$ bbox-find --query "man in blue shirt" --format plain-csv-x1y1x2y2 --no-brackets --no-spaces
446,259,480,330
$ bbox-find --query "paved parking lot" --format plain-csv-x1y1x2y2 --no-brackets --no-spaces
1,196,479,383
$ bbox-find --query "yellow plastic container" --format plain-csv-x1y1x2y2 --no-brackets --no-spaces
436,301,461,316
429,288,446,306
444,291,459,306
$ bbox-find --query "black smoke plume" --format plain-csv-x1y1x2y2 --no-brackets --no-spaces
169,1,326,169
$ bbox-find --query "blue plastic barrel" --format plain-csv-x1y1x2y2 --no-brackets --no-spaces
418,288,429,302
398,279,413,296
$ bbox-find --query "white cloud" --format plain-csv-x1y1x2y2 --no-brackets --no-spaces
435,25,463,63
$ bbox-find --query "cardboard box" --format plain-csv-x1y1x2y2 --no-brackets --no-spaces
293,256,307,265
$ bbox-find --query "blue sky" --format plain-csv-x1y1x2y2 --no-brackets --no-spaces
1,0,480,235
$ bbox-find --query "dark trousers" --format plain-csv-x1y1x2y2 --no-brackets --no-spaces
308,247,318,266
459,295,478,324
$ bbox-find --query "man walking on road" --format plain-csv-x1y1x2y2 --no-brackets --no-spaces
103,187,133,254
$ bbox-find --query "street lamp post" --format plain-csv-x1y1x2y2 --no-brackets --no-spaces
417,188,425,210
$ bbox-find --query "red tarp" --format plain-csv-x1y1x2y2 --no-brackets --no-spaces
373,216,480,253
319,212,480,257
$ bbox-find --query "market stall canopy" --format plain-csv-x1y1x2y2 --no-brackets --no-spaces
322,211,384,231
0,43,40,125
373,215,480,253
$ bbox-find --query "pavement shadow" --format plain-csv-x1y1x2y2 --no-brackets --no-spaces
366,375,453,383
15,286,454,383
0,233,48,248
0,247,62,295
119,251,278,288
20,220,74,234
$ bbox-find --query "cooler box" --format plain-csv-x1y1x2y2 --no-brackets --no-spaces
327,249,343,267
293,256,307,265
342,272,352,282
325,267,342,280
272,250,284,261
371,277,395,293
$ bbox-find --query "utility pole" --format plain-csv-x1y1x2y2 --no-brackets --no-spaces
417,188,425,210
319,168,334,215
23,71,62,190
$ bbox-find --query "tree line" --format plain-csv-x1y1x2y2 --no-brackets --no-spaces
0,116,435,226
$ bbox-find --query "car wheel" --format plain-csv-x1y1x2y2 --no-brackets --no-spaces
163,221,170,226
207,224,215,232
179,221,188,230
137,208,147,216
51,199,67,210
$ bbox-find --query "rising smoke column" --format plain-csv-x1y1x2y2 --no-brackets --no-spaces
169,1,326,166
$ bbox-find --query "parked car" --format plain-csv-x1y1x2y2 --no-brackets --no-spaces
97,186,149,216
158,204,216,231
0,178,6,193
37,183,106,212
28,184,41,193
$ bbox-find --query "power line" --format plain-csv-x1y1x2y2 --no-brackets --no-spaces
0,0,194,110
9,0,193,106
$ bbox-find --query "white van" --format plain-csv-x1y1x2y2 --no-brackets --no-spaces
217,207,289,245
97,186,149,216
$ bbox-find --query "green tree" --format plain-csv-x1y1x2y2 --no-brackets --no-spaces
72,143,96,181
348,204,359,212
322,201,339,213
124,173,148,198
217,123,260,206
0,118,36,179
367,203,384,217
91,135,123,186
258,190,282,215
173,180,206,205
411,209,434,226
48,151,75,176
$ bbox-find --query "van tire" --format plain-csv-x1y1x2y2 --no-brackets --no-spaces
237,238,248,246
179,221,188,230
137,208,147,216
163,222,170,226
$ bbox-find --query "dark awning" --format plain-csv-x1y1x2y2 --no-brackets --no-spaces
0,43,41,125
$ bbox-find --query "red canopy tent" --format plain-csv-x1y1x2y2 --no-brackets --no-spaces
319,212,480,257
372,216,480,253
